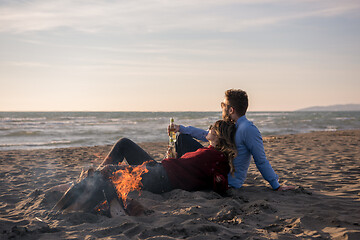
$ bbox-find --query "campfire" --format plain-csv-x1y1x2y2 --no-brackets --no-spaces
52,161,149,217
110,162,149,208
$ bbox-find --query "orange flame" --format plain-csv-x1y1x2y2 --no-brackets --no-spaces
110,162,149,208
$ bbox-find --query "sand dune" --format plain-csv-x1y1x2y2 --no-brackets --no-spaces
1,130,359,239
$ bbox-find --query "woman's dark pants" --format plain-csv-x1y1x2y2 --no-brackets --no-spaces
105,134,203,194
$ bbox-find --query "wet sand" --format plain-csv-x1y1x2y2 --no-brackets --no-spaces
0,130,359,239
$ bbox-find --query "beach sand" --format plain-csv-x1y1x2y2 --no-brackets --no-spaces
0,130,359,239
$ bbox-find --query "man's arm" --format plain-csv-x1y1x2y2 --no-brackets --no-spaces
244,125,280,190
179,125,208,142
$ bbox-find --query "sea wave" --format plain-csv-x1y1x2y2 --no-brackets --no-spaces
5,130,42,137
1,111,359,151
0,117,47,122
0,139,86,150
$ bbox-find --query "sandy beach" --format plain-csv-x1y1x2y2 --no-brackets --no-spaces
0,130,359,239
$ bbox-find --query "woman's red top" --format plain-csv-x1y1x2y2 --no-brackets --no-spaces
162,145,229,194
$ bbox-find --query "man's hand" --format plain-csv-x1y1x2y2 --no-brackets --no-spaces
167,124,180,136
277,185,296,191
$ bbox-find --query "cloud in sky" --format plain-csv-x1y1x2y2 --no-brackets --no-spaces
1,0,359,33
0,0,359,111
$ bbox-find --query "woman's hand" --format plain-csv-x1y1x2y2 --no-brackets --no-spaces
164,146,177,159
164,147,170,159
215,175,223,183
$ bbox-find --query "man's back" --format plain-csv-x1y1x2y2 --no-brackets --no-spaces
228,115,280,189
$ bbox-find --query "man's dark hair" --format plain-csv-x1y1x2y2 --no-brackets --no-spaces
225,89,248,116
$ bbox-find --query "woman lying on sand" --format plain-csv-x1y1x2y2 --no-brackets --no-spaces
53,120,237,216
99,119,236,194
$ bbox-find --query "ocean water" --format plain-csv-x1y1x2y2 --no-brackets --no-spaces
0,111,359,151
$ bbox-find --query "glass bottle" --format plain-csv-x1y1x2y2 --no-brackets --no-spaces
168,118,177,158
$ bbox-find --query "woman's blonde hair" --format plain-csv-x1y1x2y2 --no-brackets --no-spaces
212,120,237,175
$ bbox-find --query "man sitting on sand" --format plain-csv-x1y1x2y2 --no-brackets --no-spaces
170,89,294,191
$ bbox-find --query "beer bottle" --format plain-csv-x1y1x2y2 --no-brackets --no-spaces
168,118,177,158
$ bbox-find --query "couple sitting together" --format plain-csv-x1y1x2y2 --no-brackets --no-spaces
53,89,294,216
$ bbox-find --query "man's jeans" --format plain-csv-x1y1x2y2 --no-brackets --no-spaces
175,133,204,157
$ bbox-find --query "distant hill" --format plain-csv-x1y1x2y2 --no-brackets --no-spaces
296,104,360,111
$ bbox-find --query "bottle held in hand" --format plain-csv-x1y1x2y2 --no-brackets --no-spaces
169,117,176,141
168,118,177,158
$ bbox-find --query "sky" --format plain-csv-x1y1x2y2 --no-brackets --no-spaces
0,0,359,112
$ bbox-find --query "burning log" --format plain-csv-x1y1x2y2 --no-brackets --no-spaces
52,163,148,217
52,170,107,213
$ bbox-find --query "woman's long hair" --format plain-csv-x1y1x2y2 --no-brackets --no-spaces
212,120,237,175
